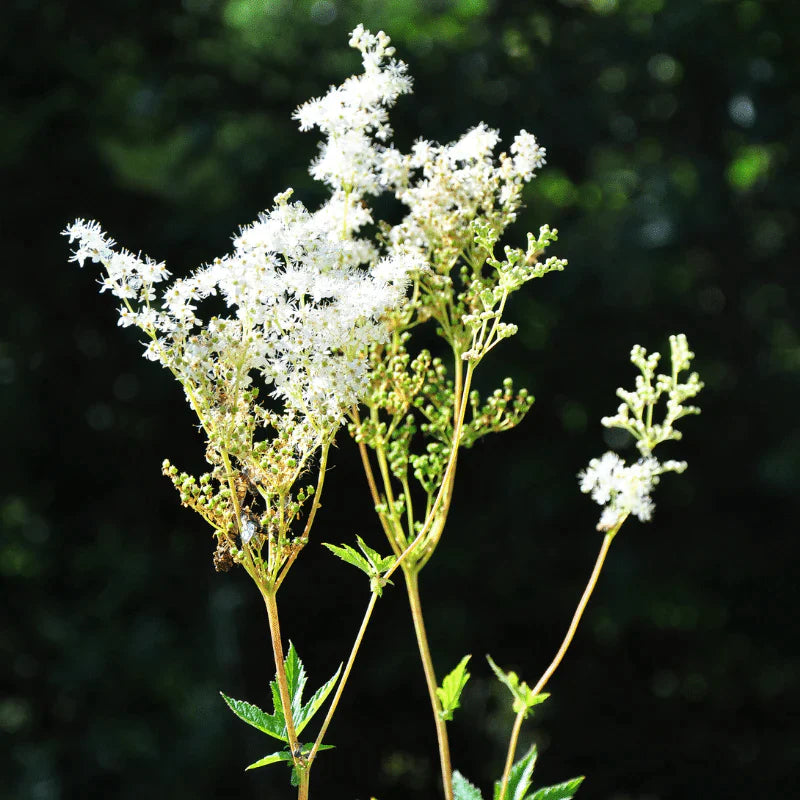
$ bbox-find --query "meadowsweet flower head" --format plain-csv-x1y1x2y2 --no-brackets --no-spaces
579,452,682,531
294,24,412,199
63,191,417,447
580,335,701,532
381,124,547,270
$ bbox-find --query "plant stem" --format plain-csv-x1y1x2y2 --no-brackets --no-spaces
497,528,618,800
530,530,615,697
308,591,380,764
261,587,301,756
404,569,453,800
298,767,310,800
497,708,526,800
275,442,331,591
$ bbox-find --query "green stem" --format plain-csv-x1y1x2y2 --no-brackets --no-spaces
530,529,616,697
308,591,380,765
498,709,526,800
275,442,331,591
497,528,618,800
298,767,310,800
404,569,453,800
383,360,477,581
261,587,301,758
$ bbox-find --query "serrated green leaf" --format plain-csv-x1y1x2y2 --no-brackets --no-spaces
487,654,520,694
486,655,548,716
295,663,342,735
453,770,485,800
437,655,471,721
245,750,293,770
494,745,537,800
512,689,549,716
220,692,288,742
268,680,287,733
323,542,373,576
284,641,307,719
527,776,584,800
244,741,335,773
356,535,385,567
377,555,397,572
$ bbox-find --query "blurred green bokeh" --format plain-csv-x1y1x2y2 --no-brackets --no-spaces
2,1,798,798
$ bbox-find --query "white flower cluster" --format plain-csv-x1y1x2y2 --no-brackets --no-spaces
63,191,419,446
294,25,546,272
381,124,546,267
65,24,548,457
579,335,701,533
295,24,411,200
578,452,687,532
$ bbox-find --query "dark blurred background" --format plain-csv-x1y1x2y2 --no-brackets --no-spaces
3,0,798,798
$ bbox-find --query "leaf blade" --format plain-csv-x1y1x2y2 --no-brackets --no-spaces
453,770,485,800
494,745,537,800
322,542,373,576
220,692,287,742
295,663,343,735
245,751,292,770
437,655,472,721
528,776,585,800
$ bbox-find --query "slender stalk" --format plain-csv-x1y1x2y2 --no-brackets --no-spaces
261,588,301,755
275,442,332,591
308,591,380,764
530,529,616,697
497,709,526,800
404,570,453,800
382,360,477,582
497,528,618,800
300,441,331,540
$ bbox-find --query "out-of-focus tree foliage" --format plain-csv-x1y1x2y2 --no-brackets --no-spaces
2,0,798,798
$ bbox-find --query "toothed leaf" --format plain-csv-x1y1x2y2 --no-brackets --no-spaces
527,776,585,800
486,655,549,716
323,542,373,576
437,655,472,721
296,663,342,735
284,641,307,719
494,745,537,800
245,750,292,770
454,770,485,800
356,535,394,571
219,692,287,742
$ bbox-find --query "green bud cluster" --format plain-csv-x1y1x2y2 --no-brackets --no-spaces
353,213,566,570
601,333,704,456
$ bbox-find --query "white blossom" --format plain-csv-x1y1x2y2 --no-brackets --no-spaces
63,188,417,449
578,451,687,532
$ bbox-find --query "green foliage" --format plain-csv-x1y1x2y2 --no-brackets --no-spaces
219,692,288,742
221,642,340,772
528,777,585,800
322,536,396,595
454,760,583,800
453,770,485,800
494,745,538,800
486,656,549,717
436,655,472,721
245,743,334,772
